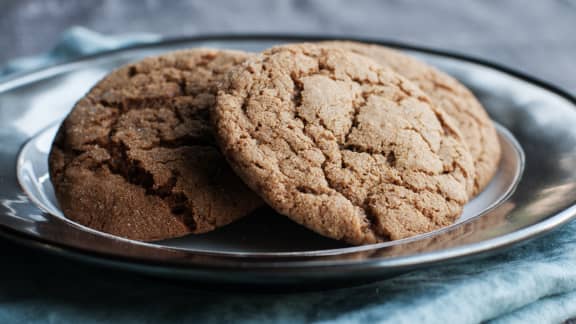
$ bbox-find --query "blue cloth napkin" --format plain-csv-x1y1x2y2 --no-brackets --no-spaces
2,27,576,324
0,27,161,78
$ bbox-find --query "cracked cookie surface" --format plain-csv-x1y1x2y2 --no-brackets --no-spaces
49,49,263,241
213,44,475,245
321,41,501,195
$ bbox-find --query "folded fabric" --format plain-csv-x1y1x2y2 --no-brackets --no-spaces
0,27,160,78
1,27,576,324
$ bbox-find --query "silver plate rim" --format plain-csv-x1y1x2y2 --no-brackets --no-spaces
1,35,575,280
15,121,524,258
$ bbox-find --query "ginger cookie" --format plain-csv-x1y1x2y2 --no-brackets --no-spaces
49,49,263,241
321,41,501,195
213,44,475,245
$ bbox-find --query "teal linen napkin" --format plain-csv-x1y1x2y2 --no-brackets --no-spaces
0,27,161,78
1,27,576,324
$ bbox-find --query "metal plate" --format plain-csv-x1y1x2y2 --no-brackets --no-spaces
1,35,575,285
16,122,523,255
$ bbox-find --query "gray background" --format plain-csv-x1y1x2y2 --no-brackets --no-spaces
1,0,575,92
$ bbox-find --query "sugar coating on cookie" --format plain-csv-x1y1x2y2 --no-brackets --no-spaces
49,49,263,241
214,44,475,245
321,41,501,195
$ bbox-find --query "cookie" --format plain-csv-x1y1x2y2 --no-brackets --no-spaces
213,44,475,245
321,41,501,195
49,49,263,241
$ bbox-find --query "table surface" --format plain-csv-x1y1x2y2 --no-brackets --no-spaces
1,1,575,323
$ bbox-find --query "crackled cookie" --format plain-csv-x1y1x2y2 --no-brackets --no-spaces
321,41,501,195
213,44,475,245
49,49,263,241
